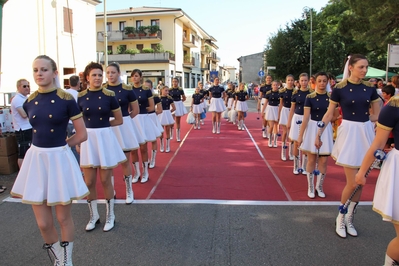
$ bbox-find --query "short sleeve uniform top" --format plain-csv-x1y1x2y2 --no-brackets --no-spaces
304,92,330,121
160,96,174,110
192,93,203,105
279,87,295,108
226,89,235,99
377,96,399,149
106,83,137,117
261,84,272,98
292,89,311,115
330,79,379,122
133,85,153,114
199,88,209,97
265,90,280,106
235,90,248,102
148,93,161,114
78,87,120,128
209,85,225,98
169,87,185,101
24,88,82,148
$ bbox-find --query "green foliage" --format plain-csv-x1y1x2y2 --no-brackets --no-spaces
153,43,164,53
137,26,148,34
148,25,160,34
124,26,136,35
141,48,154,53
116,45,127,54
165,50,175,57
125,48,139,55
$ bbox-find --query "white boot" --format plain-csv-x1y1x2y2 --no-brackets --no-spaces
141,162,149,183
262,130,267,138
85,200,100,231
160,138,164,152
166,138,171,153
212,122,216,134
268,134,273,147
344,202,358,237
237,120,242,130
216,122,221,134
149,150,156,168
288,142,294,160
170,127,174,140
281,144,287,161
43,242,62,265
293,156,299,175
176,128,181,142
60,241,73,266
302,154,308,175
103,199,115,232
273,133,278,147
336,211,347,238
241,120,245,130
132,162,140,183
124,175,134,204
384,254,399,266
197,119,201,130
316,173,326,198
307,173,315,198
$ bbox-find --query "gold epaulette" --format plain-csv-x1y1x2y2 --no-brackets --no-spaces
387,95,399,107
334,79,347,89
307,91,317,98
122,83,132,90
361,80,375,87
279,88,286,93
266,90,272,95
27,91,39,102
142,85,150,90
178,87,184,91
167,95,173,100
327,91,332,98
102,88,115,97
78,89,88,97
56,89,74,100
292,89,299,95
153,93,159,97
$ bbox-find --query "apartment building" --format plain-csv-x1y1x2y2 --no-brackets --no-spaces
237,52,265,84
219,65,237,83
0,0,100,93
96,6,219,89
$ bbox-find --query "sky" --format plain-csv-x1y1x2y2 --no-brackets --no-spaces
96,0,330,69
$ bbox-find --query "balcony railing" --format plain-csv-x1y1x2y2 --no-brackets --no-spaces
183,57,195,68
207,52,219,62
183,37,198,48
99,52,174,64
97,30,162,42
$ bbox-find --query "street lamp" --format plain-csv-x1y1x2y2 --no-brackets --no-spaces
303,6,312,77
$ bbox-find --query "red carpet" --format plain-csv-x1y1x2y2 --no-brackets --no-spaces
94,112,378,201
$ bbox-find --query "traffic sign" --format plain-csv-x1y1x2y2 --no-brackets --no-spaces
258,70,265,77
267,66,276,70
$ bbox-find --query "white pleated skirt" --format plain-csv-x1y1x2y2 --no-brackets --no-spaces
331,119,375,168
229,109,237,122
236,101,248,112
373,148,399,224
279,106,290,126
209,97,227,112
158,110,175,126
111,116,140,151
265,105,279,121
261,98,267,112
130,116,146,145
288,113,304,142
80,127,127,169
202,98,208,109
11,144,89,206
227,98,234,109
148,112,164,134
174,100,187,117
300,120,333,155
132,114,162,142
192,104,203,114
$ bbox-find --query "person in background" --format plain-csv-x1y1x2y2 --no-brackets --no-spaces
169,78,187,142
234,82,249,131
377,79,385,90
309,75,316,90
66,75,81,163
11,55,88,265
190,87,204,129
10,79,33,168
158,86,176,152
390,75,399,95
208,77,226,134
258,75,273,138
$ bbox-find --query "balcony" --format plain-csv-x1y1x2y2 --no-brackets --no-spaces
201,45,212,55
99,52,174,64
183,37,198,48
201,64,209,71
97,30,162,42
183,57,195,68
207,52,220,62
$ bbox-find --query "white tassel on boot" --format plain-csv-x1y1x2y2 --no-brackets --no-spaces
289,142,294,160
60,241,73,266
166,138,171,153
103,199,115,232
307,173,315,198
149,150,156,168
384,254,399,266
176,128,181,142
43,242,62,265
273,133,278,147
316,173,326,198
216,122,221,134
141,162,149,183
85,200,100,231
344,202,358,237
302,154,308,175
160,138,164,152
132,162,140,183
124,175,134,204
336,211,346,238
281,144,287,161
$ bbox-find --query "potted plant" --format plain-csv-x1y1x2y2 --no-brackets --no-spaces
148,25,160,37
205,45,212,54
142,48,154,53
137,26,148,37
184,54,191,64
124,26,136,37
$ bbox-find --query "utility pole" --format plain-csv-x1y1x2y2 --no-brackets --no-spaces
103,0,108,67
0,0,8,91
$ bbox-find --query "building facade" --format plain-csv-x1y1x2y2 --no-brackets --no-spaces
237,52,264,84
96,6,219,89
0,0,100,93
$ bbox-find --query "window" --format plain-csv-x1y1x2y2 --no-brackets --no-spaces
63,7,73,33
119,21,126,31
106,22,112,32
107,46,112,55
136,44,143,52
151,19,160,26
151,44,157,50
184,73,189,88
117,45,127,54
136,20,143,28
